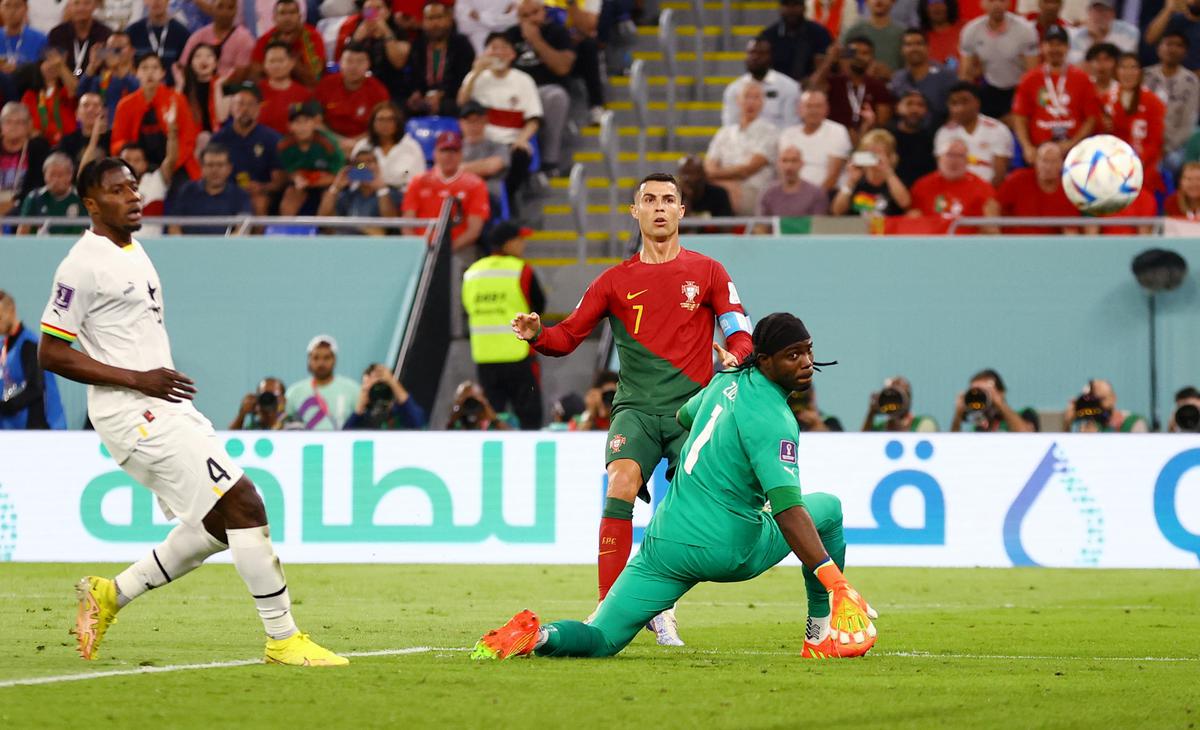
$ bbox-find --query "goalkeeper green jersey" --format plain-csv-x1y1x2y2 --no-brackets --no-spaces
645,367,803,551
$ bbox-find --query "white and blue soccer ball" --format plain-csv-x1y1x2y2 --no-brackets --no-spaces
1061,134,1144,216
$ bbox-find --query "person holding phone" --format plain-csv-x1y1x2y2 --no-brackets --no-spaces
317,147,398,236
830,127,910,216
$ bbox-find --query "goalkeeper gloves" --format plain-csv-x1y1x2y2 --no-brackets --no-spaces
813,557,878,657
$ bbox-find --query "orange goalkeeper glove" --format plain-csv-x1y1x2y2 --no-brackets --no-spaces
813,557,878,657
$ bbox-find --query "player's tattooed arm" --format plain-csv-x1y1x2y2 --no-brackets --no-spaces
38,334,197,402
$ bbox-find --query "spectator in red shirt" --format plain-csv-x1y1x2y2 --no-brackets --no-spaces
316,42,391,154
810,35,894,146
1025,0,1068,40
257,41,314,135
996,142,1082,233
909,138,1000,231
1100,185,1157,235
402,130,490,251
1164,161,1200,218
1012,25,1098,165
21,48,77,148
1106,52,1166,193
918,0,964,65
251,0,326,88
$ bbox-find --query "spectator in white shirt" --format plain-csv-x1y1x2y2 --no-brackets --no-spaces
958,0,1039,120
933,81,1012,187
722,37,802,129
704,81,779,216
778,89,852,194
1067,0,1139,65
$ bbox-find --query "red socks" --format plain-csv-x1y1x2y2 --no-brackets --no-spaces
597,516,633,600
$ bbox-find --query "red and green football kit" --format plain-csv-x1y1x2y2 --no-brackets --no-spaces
530,247,753,600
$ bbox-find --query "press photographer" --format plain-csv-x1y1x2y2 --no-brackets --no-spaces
862,376,938,432
571,370,618,431
344,363,428,430
1170,386,1200,433
1062,379,1148,433
447,380,513,431
230,377,295,430
951,369,1035,432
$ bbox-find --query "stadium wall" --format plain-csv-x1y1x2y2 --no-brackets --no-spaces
4,236,428,428
1,432,1197,568
684,235,1200,428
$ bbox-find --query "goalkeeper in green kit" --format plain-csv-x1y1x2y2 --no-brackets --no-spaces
471,313,879,660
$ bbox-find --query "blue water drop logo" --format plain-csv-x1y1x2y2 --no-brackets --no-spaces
0,487,17,561
1003,443,1104,567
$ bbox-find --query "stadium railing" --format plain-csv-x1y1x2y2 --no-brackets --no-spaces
629,59,650,179
568,162,589,260
598,109,623,247
946,216,1169,235
689,0,706,79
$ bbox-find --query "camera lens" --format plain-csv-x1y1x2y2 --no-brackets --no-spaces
1073,394,1107,425
877,387,908,416
256,391,278,409
1176,404,1200,432
601,389,615,409
963,387,990,413
368,382,392,404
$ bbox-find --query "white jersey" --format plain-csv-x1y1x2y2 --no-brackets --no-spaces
41,229,197,462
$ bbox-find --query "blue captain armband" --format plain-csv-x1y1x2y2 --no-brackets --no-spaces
718,311,752,339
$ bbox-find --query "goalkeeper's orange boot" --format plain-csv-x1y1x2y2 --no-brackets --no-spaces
471,610,541,660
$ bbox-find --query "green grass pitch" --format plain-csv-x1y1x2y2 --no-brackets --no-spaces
1,564,1197,728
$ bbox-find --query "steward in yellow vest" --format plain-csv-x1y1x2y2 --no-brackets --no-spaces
461,221,546,429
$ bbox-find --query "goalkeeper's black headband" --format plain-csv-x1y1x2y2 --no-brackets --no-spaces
744,312,837,371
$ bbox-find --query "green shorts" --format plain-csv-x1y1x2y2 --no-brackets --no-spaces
604,408,688,487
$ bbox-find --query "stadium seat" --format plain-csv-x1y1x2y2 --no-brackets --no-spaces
528,134,541,173
264,224,318,236
406,116,462,165
498,185,511,221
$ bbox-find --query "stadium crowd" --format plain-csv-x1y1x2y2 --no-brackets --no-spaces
696,0,1200,233
0,0,632,228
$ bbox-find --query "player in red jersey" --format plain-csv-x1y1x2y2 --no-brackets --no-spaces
511,173,753,646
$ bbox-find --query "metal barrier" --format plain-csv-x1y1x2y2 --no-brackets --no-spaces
689,0,706,80
678,217,781,234
657,8,679,150
0,215,432,235
947,216,1168,235
567,162,589,261
629,59,650,180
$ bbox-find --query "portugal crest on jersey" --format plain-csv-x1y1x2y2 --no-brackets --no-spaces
680,281,700,311
609,434,626,454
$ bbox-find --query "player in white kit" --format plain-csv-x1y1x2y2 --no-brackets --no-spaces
39,158,347,666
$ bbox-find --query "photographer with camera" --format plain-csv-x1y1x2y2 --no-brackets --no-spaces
447,380,514,431
570,370,619,432
230,377,296,430
1169,386,1200,433
1063,379,1148,433
951,368,1035,432
344,363,427,430
862,375,938,432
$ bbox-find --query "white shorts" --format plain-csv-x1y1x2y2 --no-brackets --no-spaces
120,410,245,527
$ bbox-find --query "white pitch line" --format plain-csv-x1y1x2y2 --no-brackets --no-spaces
0,646,461,689
688,649,1198,662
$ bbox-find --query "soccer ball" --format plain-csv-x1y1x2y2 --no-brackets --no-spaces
1061,135,1144,216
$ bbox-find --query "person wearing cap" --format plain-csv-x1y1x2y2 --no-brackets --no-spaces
405,0,477,118
1011,24,1099,164
286,335,361,430
317,145,398,233
250,0,326,88
462,221,546,430
958,0,1039,121
459,100,511,204
402,130,491,251
1066,0,1139,66
257,40,315,135
211,81,286,216
278,98,345,216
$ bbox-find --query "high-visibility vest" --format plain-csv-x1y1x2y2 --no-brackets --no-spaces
462,255,531,364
